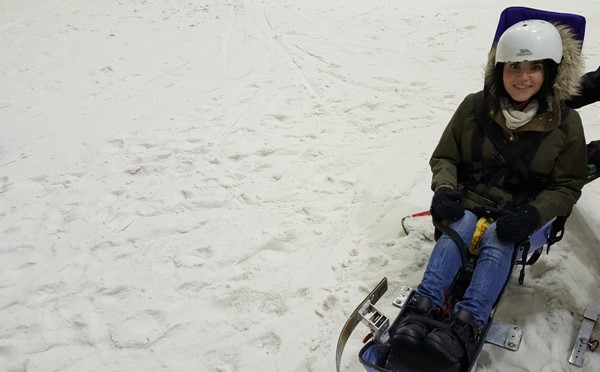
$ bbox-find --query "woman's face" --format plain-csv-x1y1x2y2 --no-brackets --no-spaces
502,60,545,102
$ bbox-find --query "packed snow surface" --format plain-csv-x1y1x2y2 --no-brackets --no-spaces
1,0,600,371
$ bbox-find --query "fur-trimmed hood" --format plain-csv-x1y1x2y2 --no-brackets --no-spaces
484,23,584,104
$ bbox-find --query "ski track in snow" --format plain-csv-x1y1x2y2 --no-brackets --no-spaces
1,0,600,371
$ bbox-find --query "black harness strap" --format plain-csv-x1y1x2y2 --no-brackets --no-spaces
434,92,573,285
468,91,561,205
433,218,470,270
467,93,571,282
457,92,544,210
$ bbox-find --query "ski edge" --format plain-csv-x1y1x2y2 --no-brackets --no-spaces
336,277,388,372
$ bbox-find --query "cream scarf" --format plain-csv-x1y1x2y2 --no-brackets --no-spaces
501,100,539,130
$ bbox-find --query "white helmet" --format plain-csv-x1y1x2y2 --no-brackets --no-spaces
495,20,563,64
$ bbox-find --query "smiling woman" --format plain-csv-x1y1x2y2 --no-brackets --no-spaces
494,20,566,125
502,61,545,104
386,13,589,367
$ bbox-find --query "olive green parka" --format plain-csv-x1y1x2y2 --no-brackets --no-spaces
430,24,587,224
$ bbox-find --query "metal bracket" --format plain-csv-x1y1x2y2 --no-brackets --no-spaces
357,286,414,343
358,302,390,342
392,286,414,310
485,320,523,351
569,306,599,367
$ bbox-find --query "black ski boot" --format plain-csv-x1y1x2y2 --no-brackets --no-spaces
422,309,482,363
390,296,441,350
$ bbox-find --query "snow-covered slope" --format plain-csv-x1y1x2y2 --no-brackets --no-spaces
1,1,599,371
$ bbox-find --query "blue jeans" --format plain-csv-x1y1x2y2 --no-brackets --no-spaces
415,211,514,325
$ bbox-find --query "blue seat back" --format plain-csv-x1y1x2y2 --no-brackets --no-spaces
515,217,557,263
492,6,586,45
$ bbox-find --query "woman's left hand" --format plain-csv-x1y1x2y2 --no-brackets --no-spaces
496,205,540,243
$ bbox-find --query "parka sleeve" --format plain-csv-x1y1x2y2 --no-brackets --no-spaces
429,95,474,192
529,109,588,222
565,66,600,109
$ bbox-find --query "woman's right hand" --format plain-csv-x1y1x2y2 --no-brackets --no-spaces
430,187,465,221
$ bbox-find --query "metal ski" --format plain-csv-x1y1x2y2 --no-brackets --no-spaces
355,286,523,372
569,306,599,367
336,277,388,372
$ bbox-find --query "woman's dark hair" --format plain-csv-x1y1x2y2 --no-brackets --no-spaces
485,59,559,114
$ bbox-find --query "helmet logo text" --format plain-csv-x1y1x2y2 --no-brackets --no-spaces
516,49,532,57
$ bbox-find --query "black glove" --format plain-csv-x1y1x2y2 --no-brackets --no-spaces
430,187,465,221
495,205,540,243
